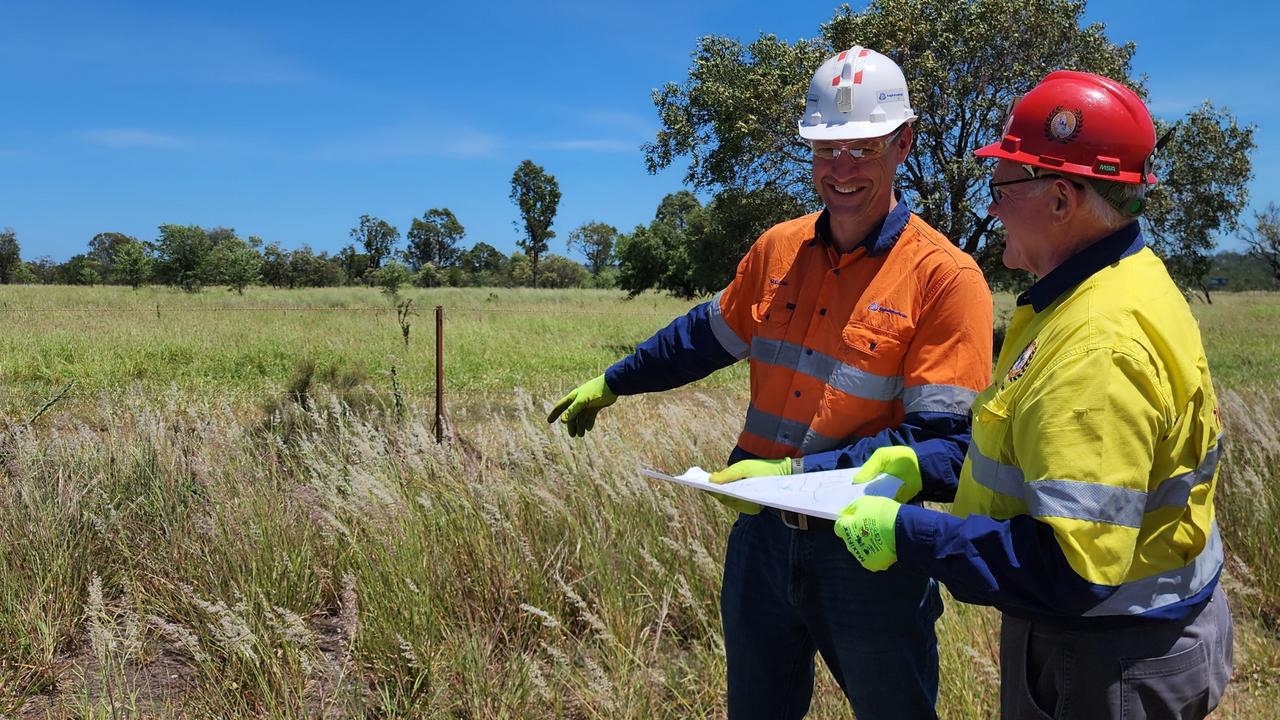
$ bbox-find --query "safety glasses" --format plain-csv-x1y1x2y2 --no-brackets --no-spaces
988,173,1083,204
811,128,903,162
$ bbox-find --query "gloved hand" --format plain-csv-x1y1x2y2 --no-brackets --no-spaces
547,375,617,437
834,496,902,571
707,458,793,516
855,446,923,503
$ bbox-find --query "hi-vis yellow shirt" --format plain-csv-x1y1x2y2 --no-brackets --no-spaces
946,235,1223,619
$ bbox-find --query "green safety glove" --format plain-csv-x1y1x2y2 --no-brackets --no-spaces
707,458,794,516
855,446,923,503
834,496,902,571
547,375,617,437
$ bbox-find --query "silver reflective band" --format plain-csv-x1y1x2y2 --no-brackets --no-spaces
708,292,750,360
751,336,903,401
967,447,1026,498
1146,439,1223,512
743,406,844,454
1083,522,1223,616
903,384,978,415
1026,479,1146,528
969,443,1223,528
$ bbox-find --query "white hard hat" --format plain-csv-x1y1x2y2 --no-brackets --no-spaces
798,46,918,141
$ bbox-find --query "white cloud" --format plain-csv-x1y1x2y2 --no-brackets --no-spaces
313,126,500,160
81,129,186,149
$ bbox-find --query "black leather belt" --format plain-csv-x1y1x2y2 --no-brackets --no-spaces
767,507,835,531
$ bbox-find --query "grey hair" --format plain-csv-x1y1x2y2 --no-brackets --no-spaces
1023,171,1143,230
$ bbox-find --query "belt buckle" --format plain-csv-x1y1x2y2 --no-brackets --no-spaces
780,510,809,531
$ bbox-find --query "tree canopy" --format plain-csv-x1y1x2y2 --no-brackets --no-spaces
640,0,1255,295
510,160,561,288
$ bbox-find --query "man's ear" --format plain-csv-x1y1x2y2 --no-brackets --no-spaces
895,124,914,160
1051,178,1078,224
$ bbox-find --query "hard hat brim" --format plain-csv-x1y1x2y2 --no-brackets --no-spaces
974,140,1157,185
798,115,916,142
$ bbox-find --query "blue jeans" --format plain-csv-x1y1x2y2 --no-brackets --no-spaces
722,510,943,719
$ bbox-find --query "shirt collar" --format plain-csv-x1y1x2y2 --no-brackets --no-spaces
813,192,912,257
1017,221,1145,312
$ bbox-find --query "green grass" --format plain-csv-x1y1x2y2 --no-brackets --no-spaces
1,285,1278,718
0,285,749,415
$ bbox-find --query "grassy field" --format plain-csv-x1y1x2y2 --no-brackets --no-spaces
1,285,1278,718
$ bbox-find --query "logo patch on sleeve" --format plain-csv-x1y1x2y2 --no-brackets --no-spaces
1006,339,1037,383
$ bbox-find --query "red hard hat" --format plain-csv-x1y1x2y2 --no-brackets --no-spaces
975,70,1157,185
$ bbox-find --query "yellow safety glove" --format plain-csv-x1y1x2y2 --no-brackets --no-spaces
707,458,793,516
834,496,902,571
855,446,923,503
547,375,617,437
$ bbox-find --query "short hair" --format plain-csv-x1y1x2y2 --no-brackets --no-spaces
1082,178,1148,228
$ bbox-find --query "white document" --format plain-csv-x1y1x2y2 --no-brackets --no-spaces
638,466,904,520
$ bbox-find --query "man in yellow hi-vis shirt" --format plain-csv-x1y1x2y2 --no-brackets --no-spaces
833,71,1233,719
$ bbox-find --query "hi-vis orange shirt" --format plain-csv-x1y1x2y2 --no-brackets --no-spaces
605,201,993,497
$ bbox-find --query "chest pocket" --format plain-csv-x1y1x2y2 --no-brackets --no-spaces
823,322,906,402
752,286,797,332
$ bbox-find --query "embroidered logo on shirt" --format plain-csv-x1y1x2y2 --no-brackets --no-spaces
769,278,788,286
1007,339,1038,383
868,302,907,319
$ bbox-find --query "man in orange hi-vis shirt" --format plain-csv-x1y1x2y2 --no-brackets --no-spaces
549,47,992,720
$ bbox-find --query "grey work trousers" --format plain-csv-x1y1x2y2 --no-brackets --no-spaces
999,585,1233,720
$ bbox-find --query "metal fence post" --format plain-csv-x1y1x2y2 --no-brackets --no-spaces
435,305,445,443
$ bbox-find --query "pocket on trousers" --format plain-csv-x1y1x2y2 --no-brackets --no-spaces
1120,641,1210,720
1019,625,1060,720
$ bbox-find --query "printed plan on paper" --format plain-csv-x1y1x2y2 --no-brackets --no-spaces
638,466,905,520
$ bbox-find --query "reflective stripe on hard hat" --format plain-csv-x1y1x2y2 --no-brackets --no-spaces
799,46,918,141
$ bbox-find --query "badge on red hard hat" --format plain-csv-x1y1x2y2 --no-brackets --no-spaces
1044,106,1083,144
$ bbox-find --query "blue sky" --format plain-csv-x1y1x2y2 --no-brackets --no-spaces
3,0,1276,263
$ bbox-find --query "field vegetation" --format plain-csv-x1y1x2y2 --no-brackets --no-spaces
1,286,1278,718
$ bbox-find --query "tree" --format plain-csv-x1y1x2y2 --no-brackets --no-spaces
375,260,412,296
615,188,809,297
349,215,399,269
337,244,372,285
567,222,619,276
457,242,507,286
260,242,292,288
88,232,137,279
151,224,215,291
206,236,262,294
406,209,465,271
539,254,591,288
643,1,1255,287
112,239,153,289
1144,103,1256,300
0,228,20,284
60,254,101,285
1244,202,1280,282
510,160,561,287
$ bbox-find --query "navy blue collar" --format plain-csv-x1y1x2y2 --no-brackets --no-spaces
1017,222,1145,312
814,192,911,257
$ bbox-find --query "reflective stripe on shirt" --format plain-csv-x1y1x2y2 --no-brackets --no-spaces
903,384,977,415
708,291,751,360
968,442,1222,528
750,336,903,401
743,405,844,454
1084,522,1223,616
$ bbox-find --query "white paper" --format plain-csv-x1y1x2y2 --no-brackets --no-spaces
638,466,904,521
